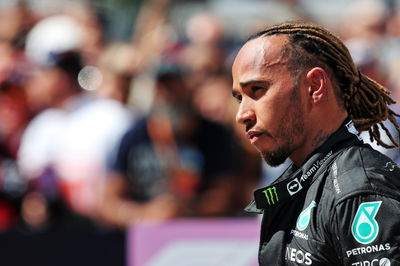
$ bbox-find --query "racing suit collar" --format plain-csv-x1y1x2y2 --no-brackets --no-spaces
246,118,363,213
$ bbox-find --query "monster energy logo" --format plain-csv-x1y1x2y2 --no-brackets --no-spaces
262,186,279,205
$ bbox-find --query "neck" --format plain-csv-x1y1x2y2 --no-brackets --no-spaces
290,113,347,167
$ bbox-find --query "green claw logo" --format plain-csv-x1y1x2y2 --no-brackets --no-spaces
351,201,382,244
262,186,279,205
296,201,317,231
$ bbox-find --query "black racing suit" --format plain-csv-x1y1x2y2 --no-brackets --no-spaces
246,120,400,265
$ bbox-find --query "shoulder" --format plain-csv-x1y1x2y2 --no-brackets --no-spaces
114,117,150,152
313,146,400,261
21,109,66,142
73,98,133,121
123,117,149,137
326,144,400,202
29,109,66,126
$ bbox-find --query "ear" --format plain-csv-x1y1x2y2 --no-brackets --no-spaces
305,67,329,103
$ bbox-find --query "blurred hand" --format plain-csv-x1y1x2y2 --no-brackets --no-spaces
141,194,180,221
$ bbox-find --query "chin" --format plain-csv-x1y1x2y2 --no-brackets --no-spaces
260,148,291,167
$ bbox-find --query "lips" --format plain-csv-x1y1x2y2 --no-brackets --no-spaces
246,130,264,144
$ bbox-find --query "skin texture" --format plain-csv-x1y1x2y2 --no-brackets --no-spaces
232,35,348,167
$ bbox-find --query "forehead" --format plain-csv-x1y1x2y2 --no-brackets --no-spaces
232,35,288,80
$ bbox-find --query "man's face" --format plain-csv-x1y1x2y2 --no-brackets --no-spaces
232,35,307,166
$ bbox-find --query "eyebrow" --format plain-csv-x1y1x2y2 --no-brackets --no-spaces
240,80,270,88
232,79,270,98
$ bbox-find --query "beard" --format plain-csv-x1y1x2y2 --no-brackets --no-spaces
261,146,292,167
260,83,305,167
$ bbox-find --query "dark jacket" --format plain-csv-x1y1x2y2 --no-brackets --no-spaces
246,120,400,265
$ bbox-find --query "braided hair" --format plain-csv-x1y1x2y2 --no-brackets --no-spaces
248,22,400,148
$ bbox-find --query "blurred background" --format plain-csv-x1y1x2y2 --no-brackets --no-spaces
1,0,400,265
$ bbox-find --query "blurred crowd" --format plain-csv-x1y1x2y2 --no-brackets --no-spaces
1,0,400,265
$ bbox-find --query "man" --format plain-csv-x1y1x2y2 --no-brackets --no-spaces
17,50,86,229
100,67,237,227
232,22,400,265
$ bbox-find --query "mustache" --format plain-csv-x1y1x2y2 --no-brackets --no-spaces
245,125,271,137
245,124,253,132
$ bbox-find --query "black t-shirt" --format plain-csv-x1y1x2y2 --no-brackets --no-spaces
111,116,236,202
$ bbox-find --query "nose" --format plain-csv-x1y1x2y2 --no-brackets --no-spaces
236,101,255,126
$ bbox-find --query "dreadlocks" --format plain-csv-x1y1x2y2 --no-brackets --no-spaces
248,22,400,148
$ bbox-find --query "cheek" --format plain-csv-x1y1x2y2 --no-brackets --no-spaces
256,93,286,124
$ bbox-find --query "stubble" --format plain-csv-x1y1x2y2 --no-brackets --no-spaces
261,83,304,166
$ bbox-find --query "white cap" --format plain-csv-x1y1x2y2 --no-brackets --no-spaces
25,15,83,66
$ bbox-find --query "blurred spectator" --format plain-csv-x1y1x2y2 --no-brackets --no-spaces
339,0,388,44
192,75,233,125
343,9,399,162
181,12,227,91
17,49,85,228
0,1,37,49
0,40,30,232
18,50,83,176
99,66,238,227
0,41,31,158
52,56,135,219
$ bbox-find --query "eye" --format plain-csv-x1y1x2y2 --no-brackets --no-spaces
252,86,263,92
251,86,266,98
232,91,242,103
234,95,242,103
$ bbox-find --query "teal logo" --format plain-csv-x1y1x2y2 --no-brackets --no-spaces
262,187,279,205
296,201,317,231
351,201,382,244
